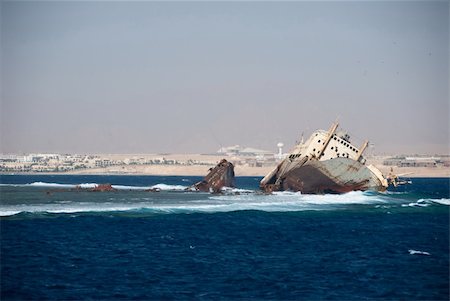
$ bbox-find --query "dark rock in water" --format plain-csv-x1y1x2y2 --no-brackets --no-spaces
91,184,117,192
194,159,235,193
145,187,161,192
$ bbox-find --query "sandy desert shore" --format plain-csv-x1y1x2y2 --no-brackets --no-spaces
66,165,449,178
48,164,450,179
3,153,449,178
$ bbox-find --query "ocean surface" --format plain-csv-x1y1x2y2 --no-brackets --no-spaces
1,175,449,300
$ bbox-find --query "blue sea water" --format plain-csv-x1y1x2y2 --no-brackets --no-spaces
1,175,449,300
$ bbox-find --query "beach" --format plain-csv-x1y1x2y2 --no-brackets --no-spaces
7,153,447,178
66,164,449,178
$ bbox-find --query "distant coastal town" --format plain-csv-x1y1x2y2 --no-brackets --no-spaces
1,145,449,177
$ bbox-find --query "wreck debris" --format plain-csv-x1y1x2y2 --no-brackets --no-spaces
193,159,235,193
90,184,117,192
260,123,390,194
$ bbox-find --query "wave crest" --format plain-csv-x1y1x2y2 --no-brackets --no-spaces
0,182,190,191
1,181,448,217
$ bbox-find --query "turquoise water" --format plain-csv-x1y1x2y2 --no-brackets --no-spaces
1,175,449,300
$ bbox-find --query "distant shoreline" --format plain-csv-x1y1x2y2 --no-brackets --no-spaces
1,165,448,178
2,153,449,178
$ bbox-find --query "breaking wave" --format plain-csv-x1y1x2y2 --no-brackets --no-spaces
211,190,387,205
401,198,450,207
150,184,190,191
30,182,75,188
0,182,190,191
408,249,431,256
221,186,255,194
1,181,448,218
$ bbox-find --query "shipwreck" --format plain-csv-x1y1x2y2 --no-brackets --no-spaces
260,123,389,194
194,159,235,193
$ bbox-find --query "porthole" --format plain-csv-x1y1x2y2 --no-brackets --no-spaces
331,147,334,150
313,148,316,152
318,140,321,143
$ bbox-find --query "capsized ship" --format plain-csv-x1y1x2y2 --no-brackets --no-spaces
194,159,235,193
260,123,389,194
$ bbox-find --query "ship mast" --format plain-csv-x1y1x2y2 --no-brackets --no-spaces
317,122,339,159
355,140,369,162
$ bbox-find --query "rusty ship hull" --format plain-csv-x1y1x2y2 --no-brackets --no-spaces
194,159,235,193
260,123,389,194
265,158,386,194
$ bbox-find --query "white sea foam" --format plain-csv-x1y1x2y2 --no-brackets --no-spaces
150,184,190,191
408,249,431,256
402,200,430,207
402,198,450,207
0,210,22,216
111,185,151,190
0,190,391,217
1,181,448,217
221,186,255,194
0,203,149,216
0,182,192,191
384,191,408,195
29,182,75,188
203,190,392,213
77,183,99,189
0,196,333,217
422,198,450,206
2,182,84,188
211,190,385,205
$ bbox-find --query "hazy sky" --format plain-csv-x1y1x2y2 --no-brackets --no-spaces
1,1,448,155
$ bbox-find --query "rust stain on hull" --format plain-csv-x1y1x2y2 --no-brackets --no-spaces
194,159,235,193
260,123,389,194
261,158,386,194
280,159,379,194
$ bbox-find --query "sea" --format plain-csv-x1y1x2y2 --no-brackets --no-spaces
1,174,449,300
